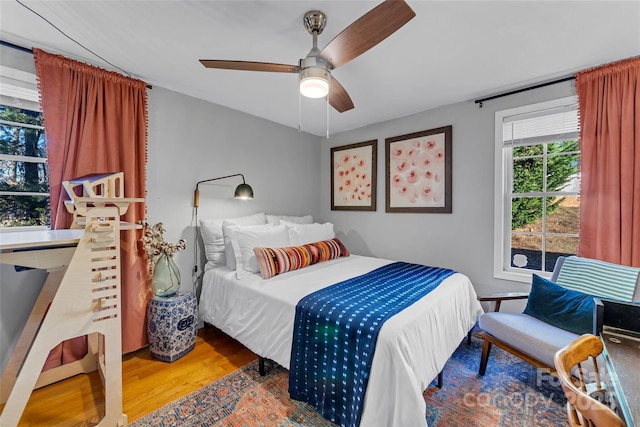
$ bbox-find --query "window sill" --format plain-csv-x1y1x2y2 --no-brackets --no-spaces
494,268,552,284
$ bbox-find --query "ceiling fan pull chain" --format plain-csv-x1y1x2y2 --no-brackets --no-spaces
326,94,330,138
298,90,302,132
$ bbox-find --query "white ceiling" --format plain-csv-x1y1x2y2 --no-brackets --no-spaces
1,1,639,137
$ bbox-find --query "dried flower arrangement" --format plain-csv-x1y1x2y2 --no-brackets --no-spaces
140,221,186,273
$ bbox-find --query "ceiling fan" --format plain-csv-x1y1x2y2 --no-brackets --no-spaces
199,0,416,113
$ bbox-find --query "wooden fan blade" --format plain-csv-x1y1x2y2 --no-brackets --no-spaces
329,77,354,113
199,60,299,73
318,0,416,69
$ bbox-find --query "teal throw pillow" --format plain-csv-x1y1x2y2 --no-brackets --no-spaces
523,274,597,335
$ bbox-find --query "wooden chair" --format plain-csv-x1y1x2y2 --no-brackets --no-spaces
554,334,626,427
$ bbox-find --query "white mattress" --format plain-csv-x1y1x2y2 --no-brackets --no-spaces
200,254,483,427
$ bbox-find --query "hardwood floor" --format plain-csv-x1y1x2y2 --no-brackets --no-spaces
0,327,256,426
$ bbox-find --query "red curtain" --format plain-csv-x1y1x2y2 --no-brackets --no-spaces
34,48,151,366
575,56,640,267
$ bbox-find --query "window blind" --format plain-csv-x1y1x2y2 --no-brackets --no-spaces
503,104,578,147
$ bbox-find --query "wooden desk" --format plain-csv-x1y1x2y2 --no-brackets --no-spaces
0,228,82,249
0,229,86,407
601,330,640,427
0,203,136,427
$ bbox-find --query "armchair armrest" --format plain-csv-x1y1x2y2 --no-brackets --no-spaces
478,291,530,312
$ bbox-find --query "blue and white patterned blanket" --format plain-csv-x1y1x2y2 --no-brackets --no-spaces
288,262,455,427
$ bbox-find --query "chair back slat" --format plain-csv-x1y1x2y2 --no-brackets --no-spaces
576,362,587,393
590,358,602,393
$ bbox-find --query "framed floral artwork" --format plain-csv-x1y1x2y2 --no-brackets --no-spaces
331,140,377,211
385,126,452,213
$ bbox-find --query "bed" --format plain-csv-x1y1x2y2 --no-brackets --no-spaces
199,253,483,427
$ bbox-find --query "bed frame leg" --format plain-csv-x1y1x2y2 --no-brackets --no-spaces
436,371,443,388
259,357,266,376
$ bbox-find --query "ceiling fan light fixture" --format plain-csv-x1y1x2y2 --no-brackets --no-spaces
299,66,330,98
200,1,416,114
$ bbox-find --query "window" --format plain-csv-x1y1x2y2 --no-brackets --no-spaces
0,55,48,228
0,106,48,227
494,96,579,282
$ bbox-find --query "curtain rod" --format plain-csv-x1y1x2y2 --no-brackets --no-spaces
0,39,153,90
474,76,575,108
1,40,33,53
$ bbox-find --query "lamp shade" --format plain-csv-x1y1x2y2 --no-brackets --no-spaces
234,183,254,200
299,66,330,98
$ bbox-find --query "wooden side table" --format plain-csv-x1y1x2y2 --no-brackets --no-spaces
147,291,198,362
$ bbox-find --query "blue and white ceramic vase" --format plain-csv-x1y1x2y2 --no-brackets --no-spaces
152,252,180,297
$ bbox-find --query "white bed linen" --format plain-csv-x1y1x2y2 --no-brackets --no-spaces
200,255,483,427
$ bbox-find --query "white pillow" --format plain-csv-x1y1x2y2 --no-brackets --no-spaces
287,222,335,246
199,212,267,266
232,225,291,279
222,222,274,270
266,214,314,225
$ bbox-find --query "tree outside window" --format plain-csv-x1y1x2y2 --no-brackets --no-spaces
0,105,49,227
510,140,580,272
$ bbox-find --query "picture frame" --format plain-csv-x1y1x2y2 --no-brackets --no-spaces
331,140,377,211
385,126,452,213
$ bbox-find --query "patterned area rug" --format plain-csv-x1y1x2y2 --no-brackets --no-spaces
424,338,567,427
131,338,567,426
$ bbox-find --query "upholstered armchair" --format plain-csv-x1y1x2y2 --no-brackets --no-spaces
476,256,640,376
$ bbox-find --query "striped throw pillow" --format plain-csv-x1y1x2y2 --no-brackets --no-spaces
253,238,350,279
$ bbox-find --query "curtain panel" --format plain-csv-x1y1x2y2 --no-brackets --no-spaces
33,48,150,366
575,56,640,267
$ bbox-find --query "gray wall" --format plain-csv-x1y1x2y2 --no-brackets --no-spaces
0,85,321,372
145,86,321,295
0,265,47,375
320,81,576,305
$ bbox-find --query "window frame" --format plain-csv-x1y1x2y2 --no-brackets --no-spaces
493,96,579,283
